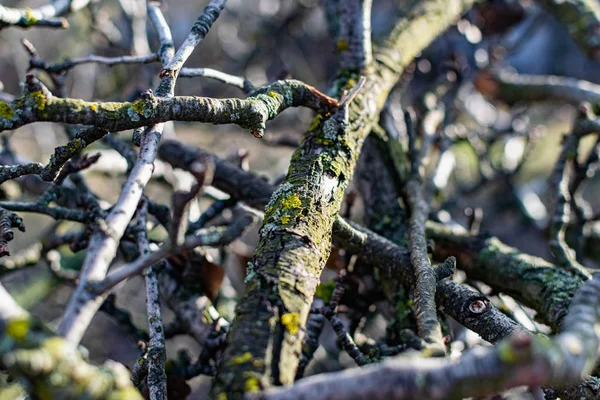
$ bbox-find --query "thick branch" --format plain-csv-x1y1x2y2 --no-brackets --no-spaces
0,76,337,138
158,140,442,287
211,0,477,396
428,222,583,330
436,280,529,344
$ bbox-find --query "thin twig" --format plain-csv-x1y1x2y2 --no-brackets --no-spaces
136,202,167,400
548,110,595,281
402,109,446,355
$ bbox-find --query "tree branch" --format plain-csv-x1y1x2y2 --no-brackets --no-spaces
256,273,600,400
0,283,142,399
0,75,337,138
210,0,477,395
536,0,600,62
427,222,583,330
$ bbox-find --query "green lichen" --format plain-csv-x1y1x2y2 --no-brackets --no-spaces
308,114,324,131
244,377,260,393
0,101,14,119
24,8,37,26
337,39,349,52
316,137,334,146
232,352,253,364
281,312,300,335
6,318,29,341
281,194,302,210
30,91,46,111
131,100,145,114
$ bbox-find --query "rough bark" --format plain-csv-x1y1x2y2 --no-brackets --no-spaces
210,0,477,397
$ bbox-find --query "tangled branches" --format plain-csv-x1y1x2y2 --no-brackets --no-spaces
0,0,600,399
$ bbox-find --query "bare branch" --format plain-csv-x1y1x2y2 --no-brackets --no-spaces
548,110,596,281
403,109,446,355
475,70,600,106
0,127,108,184
160,0,227,89
92,214,256,294
136,202,167,400
337,0,373,70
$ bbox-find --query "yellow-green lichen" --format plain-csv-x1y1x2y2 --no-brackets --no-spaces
308,114,324,132
25,8,37,26
232,352,253,364
280,215,291,225
281,194,302,210
267,91,278,98
316,137,334,146
6,318,29,341
30,91,46,111
89,104,98,112
337,39,349,52
131,100,145,114
244,377,260,393
0,101,14,119
281,312,300,335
